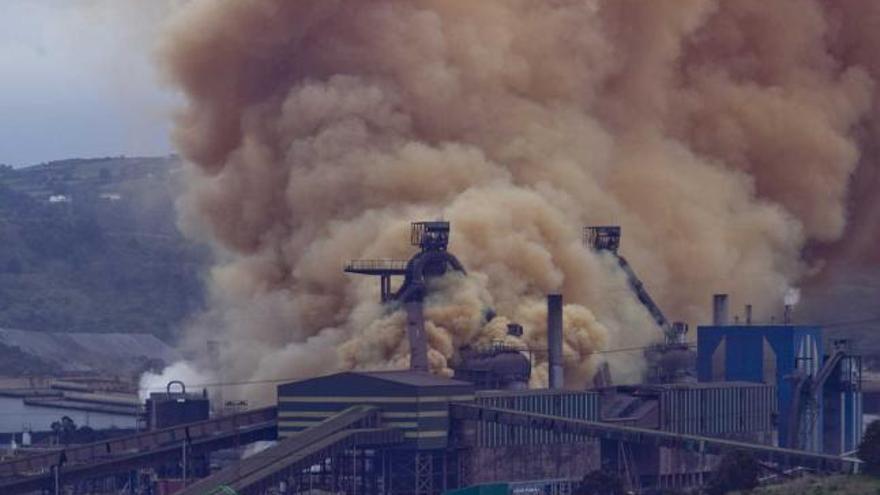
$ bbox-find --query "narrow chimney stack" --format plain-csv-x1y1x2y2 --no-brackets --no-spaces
547,294,564,389
712,294,729,326
783,305,793,325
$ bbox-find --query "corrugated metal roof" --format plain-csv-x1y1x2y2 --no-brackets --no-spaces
278,370,474,398
22,397,139,416
476,388,601,398
358,370,472,387
648,381,772,390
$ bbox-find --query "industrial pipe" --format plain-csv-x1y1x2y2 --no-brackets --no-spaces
405,301,429,372
547,294,564,389
712,294,729,326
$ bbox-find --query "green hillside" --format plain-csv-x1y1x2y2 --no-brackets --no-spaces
0,156,205,342
745,475,880,495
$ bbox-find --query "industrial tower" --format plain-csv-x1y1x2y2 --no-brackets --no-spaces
346,221,466,371
585,226,692,383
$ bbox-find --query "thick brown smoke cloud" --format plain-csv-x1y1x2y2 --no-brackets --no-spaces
153,0,880,402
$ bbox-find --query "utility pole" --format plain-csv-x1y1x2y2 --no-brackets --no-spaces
53,450,67,495
182,439,188,488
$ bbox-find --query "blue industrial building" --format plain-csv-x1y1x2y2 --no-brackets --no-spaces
697,306,862,454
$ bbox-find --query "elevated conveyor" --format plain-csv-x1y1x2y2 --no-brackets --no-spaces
179,405,403,495
451,403,861,473
584,226,682,344
0,407,277,494
787,350,850,449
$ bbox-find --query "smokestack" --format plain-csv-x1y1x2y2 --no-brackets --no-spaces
783,288,799,325
405,301,429,372
206,340,223,414
547,294,564,389
745,305,753,325
712,294,729,326
783,305,793,324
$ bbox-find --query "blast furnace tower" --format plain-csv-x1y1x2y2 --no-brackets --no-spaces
346,221,466,371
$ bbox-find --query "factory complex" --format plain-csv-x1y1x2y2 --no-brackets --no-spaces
0,221,868,495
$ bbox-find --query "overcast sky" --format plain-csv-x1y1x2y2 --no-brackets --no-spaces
0,1,180,167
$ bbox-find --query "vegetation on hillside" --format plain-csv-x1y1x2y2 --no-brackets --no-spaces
707,450,760,495
747,475,880,495
859,419,880,476
573,470,625,495
0,157,205,343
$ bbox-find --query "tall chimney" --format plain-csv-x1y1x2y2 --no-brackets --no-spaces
783,305,793,324
547,294,564,389
405,301,429,372
712,294,729,326
206,340,223,414
745,305,753,325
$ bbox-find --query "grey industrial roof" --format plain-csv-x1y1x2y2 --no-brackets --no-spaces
277,370,474,398
647,381,773,390
358,370,473,387
476,388,601,398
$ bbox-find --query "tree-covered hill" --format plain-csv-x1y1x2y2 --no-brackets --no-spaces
0,156,205,342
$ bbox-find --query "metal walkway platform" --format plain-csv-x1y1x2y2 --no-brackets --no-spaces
0,407,277,494
450,403,862,473
344,260,409,275
179,405,403,495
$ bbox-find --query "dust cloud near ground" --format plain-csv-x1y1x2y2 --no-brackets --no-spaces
144,1,880,401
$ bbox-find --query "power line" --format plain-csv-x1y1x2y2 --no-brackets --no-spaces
1,314,877,395
132,311,880,392
139,343,699,392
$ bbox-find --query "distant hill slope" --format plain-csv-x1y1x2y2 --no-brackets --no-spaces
0,156,206,342
0,327,180,377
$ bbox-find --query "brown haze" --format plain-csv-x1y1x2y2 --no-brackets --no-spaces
146,0,880,402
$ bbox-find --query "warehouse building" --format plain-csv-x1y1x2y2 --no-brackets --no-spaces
278,370,474,450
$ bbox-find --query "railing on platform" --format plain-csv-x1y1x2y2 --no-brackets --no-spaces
344,259,408,273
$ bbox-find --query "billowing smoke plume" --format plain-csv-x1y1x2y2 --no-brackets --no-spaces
154,0,880,402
